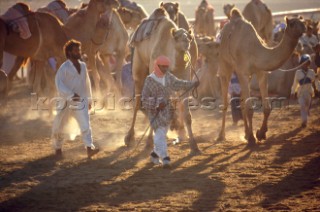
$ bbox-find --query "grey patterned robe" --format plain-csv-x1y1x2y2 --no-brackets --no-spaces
141,72,194,129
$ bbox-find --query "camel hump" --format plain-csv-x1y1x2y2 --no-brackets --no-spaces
230,8,243,20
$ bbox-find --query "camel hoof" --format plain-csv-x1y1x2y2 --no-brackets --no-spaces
189,148,202,156
216,134,225,142
247,134,256,146
256,129,266,141
124,132,134,147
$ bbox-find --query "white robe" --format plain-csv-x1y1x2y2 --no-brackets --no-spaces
52,59,94,149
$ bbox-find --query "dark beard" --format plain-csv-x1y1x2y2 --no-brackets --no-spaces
70,54,81,60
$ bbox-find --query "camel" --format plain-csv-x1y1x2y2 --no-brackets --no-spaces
160,2,198,75
124,7,200,154
0,3,68,97
194,0,215,36
223,1,273,43
117,6,146,30
223,3,235,19
250,52,300,98
218,8,305,145
63,0,120,94
98,9,129,97
0,3,41,70
196,37,220,100
242,0,273,43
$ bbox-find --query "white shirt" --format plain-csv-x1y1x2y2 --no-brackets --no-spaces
291,68,316,97
55,59,92,102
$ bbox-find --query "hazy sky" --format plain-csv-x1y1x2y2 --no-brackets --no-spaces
1,0,319,18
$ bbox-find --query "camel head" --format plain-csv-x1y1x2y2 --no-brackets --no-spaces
118,7,143,29
160,2,179,23
284,16,306,40
198,40,220,60
223,4,235,19
171,28,192,52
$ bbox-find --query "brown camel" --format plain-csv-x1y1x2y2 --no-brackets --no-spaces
0,3,41,69
223,3,235,19
124,7,200,154
117,6,146,30
194,0,215,36
63,0,120,94
218,9,305,145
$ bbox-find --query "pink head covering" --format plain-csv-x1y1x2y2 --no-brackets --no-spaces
153,56,170,78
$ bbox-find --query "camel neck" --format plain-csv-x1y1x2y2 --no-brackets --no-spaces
254,32,297,72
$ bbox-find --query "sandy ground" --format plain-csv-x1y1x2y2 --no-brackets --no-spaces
0,81,319,211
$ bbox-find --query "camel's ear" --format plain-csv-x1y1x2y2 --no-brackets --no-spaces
160,2,164,7
231,4,235,8
171,28,177,38
285,16,290,24
175,2,179,9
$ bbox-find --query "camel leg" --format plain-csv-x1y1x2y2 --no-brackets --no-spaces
182,97,201,155
124,56,147,147
99,55,121,98
217,63,232,142
256,71,270,141
237,73,256,145
113,51,125,91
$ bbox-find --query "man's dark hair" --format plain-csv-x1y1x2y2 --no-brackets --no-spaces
64,39,81,58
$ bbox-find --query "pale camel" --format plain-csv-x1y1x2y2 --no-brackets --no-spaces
242,0,273,43
117,6,146,30
250,52,300,98
98,9,129,97
194,0,215,36
160,2,198,76
218,9,305,145
125,7,200,154
196,38,220,100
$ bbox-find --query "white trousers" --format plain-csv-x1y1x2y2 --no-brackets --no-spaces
153,126,169,159
52,107,94,150
298,93,312,123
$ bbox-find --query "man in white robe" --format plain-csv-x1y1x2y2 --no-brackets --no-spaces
52,40,99,158
291,54,317,128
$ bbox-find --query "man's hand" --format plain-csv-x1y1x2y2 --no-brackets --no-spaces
156,102,166,112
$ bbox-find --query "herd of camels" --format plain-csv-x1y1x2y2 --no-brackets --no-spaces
0,0,314,152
